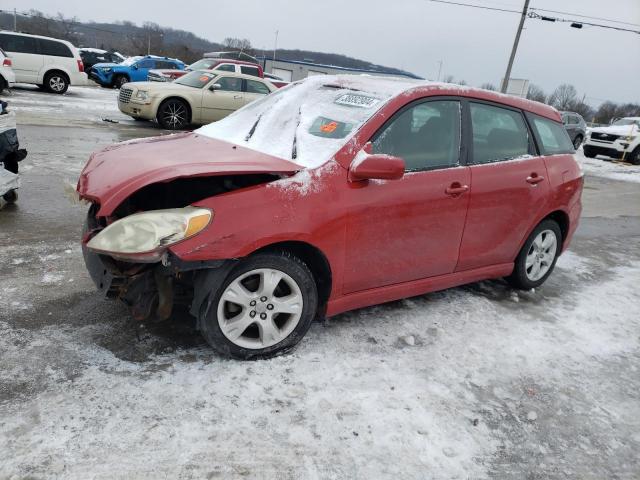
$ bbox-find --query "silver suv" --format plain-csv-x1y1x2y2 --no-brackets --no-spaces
560,111,587,150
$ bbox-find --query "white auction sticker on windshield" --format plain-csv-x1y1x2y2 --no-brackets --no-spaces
334,94,379,108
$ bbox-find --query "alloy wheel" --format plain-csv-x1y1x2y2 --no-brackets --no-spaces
49,76,66,92
162,102,187,128
217,268,304,349
525,229,557,281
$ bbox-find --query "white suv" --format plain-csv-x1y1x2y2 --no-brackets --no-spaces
583,117,640,165
0,31,87,94
0,47,15,92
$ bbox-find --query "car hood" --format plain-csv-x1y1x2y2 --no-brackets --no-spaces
77,132,301,216
591,124,639,136
128,81,193,94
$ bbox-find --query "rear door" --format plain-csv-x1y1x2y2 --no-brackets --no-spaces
456,101,549,271
0,33,42,83
200,76,244,122
133,59,155,81
343,98,471,293
243,78,271,106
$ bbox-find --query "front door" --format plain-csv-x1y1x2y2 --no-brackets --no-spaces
201,76,244,122
343,99,471,293
456,101,550,271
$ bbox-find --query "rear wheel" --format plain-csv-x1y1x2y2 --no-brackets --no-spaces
199,251,318,359
0,77,6,93
583,145,596,158
507,219,561,290
157,99,190,130
572,134,583,150
44,72,69,94
2,190,18,204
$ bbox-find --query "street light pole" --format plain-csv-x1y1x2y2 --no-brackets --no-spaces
500,0,530,93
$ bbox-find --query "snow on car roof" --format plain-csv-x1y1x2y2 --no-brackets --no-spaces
197,74,425,168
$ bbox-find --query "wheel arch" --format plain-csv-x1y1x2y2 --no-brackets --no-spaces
253,240,332,316
514,209,571,263
43,68,70,84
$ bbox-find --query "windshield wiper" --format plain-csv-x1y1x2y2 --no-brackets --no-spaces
291,108,301,160
245,115,262,141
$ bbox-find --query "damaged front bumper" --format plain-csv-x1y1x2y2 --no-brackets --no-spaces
83,244,237,324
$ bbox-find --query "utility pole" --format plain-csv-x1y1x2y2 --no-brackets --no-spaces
13,8,17,31
437,60,443,82
273,30,279,61
500,0,530,93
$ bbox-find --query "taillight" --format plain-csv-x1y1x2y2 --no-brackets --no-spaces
2,58,11,67
77,59,84,72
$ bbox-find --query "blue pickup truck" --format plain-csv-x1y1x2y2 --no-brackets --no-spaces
89,55,185,88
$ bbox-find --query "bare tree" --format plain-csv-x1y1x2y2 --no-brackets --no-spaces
480,82,497,91
222,37,254,55
547,84,578,111
526,84,547,103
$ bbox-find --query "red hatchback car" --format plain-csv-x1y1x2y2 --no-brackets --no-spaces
78,75,583,359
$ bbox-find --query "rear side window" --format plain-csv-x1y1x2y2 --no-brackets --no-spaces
528,114,575,155
470,102,531,164
215,64,236,72
245,79,270,95
240,65,261,77
0,33,38,54
137,59,154,68
156,60,176,69
39,39,73,57
372,100,461,171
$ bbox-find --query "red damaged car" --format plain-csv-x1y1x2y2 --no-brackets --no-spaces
77,75,583,359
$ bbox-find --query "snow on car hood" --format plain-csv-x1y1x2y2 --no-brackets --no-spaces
591,124,639,136
77,132,301,216
196,74,422,168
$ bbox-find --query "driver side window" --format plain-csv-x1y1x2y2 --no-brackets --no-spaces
371,100,461,171
216,77,243,92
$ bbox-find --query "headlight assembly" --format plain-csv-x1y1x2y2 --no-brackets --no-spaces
87,207,212,261
135,90,149,101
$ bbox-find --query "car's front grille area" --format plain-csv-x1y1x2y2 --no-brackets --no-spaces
119,87,133,104
591,132,620,142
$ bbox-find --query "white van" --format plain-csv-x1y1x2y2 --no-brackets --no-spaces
0,31,87,94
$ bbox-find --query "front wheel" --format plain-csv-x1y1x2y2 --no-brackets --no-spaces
507,219,561,290
626,147,640,166
157,99,190,130
199,251,318,359
2,190,18,204
113,75,128,89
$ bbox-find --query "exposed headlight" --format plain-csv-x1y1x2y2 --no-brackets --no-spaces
102,67,112,73
135,90,149,101
87,207,212,261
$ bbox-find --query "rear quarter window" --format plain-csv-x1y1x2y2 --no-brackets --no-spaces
527,113,574,155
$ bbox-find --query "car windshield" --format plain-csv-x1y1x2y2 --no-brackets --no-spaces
121,56,142,66
612,118,640,127
174,70,217,88
188,59,218,71
196,75,419,168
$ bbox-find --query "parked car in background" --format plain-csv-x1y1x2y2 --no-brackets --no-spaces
264,72,290,88
79,75,583,359
90,55,185,88
148,58,263,82
0,47,15,93
0,31,86,93
117,70,276,129
583,117,640,164
204,50,259,63
560,111,586,149
78,48,124,75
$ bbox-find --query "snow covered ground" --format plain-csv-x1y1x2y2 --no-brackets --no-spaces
1,85,639,479
576,148,640,184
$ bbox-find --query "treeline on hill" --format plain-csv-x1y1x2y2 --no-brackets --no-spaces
0,10,413,77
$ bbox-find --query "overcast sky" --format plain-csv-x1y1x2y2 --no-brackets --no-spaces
15,0,640,105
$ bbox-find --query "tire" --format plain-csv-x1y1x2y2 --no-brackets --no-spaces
583,145,596,158
627,147,640,166
113,75,128,89
573,134,583,150
157,99,190,130
2,190,18,204
0,76,6,94
507,219,562,290
199,251,318,360
44,72,69,94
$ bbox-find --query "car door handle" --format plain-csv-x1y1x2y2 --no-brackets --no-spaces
445,183,469,196
526,174,545,185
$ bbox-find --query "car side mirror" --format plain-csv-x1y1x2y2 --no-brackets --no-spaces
132,65,138,70
209,84,222,92
349,153,405,182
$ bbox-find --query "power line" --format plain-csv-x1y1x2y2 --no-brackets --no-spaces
530,7,640,28
423,0,520,14
528,11,640,35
